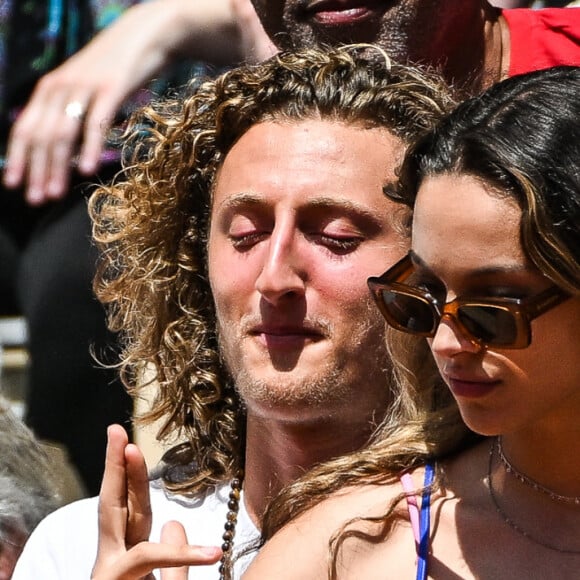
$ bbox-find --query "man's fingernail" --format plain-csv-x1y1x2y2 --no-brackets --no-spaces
200,546,222,557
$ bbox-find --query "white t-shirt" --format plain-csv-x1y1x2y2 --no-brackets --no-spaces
12,480,259,579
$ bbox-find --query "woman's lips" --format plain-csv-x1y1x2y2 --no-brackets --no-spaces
447,377,501,399
304,0,387,26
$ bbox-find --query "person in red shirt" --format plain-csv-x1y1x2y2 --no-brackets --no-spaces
249,0,580,92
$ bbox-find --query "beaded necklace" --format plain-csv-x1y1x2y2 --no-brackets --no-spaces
218,471,244,580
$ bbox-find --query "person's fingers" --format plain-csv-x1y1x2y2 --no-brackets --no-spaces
125,443,152,547
44,136,74,201
3,82,48,191
4,80,87,204
3,98,45,194
42,93,90,201
97,424,130,551
160,521,188,543
25,144,51,205
100,542,222,580
3,134,28,189
159,521,189,580
78,91,118,175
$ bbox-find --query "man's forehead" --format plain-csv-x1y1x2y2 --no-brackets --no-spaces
223,118,398,153
212,120,403,179
212,190,391,218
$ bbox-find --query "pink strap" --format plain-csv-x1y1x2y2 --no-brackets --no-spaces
400,472,421,546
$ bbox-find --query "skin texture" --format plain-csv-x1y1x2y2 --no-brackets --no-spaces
249,0,492,76
208,120,403,425
413,174,580,439
243,172,580,580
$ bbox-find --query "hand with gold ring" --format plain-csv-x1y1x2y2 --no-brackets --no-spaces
3,0,252,206
3,79,93,205
2,3,158,208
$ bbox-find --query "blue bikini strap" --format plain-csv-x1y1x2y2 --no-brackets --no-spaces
416,463,435,580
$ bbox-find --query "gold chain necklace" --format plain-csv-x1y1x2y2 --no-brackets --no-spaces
488,438,580,554
498,436,580,505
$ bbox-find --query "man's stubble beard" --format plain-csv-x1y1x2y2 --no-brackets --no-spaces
216,303,393,419
274,2,418,65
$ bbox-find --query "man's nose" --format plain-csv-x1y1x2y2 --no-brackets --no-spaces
255,227,306,304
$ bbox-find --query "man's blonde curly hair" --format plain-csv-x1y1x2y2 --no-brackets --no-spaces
90,44,455,496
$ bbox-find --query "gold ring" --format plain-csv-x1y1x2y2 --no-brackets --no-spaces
64,101,85,121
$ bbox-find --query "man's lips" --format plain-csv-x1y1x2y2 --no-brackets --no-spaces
303,0,387,26
250,325,324,348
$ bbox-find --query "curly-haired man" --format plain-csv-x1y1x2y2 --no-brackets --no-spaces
13,46,454,579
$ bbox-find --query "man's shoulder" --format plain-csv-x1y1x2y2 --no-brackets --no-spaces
150,477,258,524
149,477,230,511
149,479,254,541
148,479,260,577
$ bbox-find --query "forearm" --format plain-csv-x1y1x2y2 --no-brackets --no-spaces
2,0,252,204
124,0,244,69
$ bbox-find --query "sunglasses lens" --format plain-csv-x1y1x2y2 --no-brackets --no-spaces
380,290,435,334
457,305,518,346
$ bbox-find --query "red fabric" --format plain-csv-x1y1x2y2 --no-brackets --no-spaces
503,8,580,77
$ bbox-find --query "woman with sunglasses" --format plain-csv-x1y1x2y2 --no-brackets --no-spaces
243,65,580,580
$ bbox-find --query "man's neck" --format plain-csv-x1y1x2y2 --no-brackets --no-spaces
242,412,378,527
478,8,510,92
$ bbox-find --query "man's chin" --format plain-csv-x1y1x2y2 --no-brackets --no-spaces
237,340,329,375
234,367,349,412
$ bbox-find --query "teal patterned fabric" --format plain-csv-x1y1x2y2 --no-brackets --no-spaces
0,0,135,123
0,0,213,160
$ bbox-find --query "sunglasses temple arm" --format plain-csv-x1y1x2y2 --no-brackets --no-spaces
527,288,569,320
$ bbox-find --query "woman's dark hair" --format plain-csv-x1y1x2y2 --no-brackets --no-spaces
391,65,580,294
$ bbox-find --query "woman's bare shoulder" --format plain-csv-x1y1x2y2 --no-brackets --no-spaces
243,474,423,580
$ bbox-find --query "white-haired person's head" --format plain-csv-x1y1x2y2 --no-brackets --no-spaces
0,398,61,578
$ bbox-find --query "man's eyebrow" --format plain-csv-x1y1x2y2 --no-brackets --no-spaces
216,192,265,212
306,196,383,222
217,193,385,222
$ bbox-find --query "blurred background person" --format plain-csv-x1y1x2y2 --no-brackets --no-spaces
0,0,273,496
0,396,61,579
